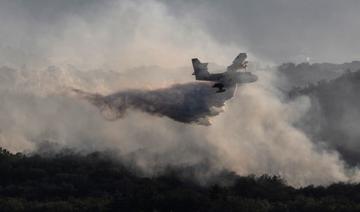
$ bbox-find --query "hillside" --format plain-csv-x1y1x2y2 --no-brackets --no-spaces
279,61,360,89
1,148,360,211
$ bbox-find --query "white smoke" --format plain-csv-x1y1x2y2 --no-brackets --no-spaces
206,71,360,186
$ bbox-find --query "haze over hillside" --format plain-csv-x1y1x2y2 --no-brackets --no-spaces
289,69,360,166
278,61,360,89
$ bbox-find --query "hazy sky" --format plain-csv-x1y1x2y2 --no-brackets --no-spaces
162,0,360,63
0,0,359,67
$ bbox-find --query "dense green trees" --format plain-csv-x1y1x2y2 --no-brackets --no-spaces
1,148,360,211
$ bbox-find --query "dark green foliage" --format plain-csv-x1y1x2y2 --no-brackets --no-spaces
1,147,360,211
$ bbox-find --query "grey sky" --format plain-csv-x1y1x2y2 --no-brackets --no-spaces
162,0,360,63
0,0,359,66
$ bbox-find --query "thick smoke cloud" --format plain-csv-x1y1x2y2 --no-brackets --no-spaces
1,64,360,186
70,83,235,126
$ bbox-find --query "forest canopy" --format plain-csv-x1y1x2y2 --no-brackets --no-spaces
1,148,360,212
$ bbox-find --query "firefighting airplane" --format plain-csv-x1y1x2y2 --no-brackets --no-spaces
192,53,257,92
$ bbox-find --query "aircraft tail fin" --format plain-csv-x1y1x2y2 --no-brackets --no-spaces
192,58,209,80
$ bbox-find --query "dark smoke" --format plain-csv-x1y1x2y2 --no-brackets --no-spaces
71,82,236,126
289,69,360,166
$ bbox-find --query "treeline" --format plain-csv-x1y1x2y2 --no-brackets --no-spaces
288,68,360,98
1,148,360,211
278,61,360,88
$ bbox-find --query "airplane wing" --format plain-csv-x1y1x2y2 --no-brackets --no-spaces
227,53,248,72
